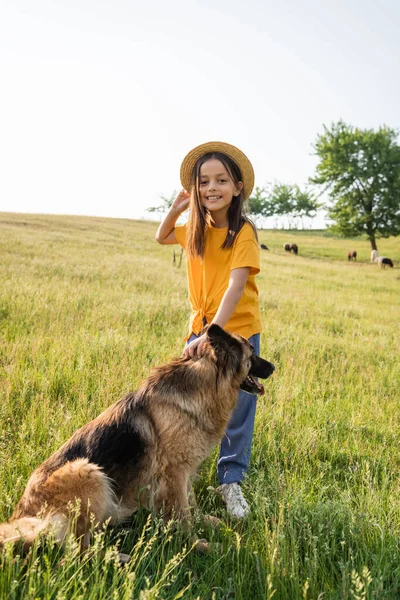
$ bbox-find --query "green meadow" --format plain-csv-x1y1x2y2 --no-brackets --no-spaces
0,212,399,600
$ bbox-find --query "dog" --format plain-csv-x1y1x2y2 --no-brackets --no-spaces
0,325,274,558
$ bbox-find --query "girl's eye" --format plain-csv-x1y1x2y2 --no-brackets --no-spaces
219,179,227,183
200,181,208,186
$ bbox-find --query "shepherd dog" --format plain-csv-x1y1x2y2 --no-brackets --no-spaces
0,325,274,558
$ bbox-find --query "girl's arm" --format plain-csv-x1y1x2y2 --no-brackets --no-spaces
212,267,250,328
155,190,190,245
185,267,251,358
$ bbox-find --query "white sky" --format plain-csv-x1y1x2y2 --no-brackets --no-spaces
1,0,399,226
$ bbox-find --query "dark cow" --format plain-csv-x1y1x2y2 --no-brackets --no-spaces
290,243,298,255
347,250,357,261
378,257,394,268
284,243,291,252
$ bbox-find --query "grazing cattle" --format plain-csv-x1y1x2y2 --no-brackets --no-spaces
284,243,291,252
371,250,379,263
378,257,394,269
260,244,269,250
347,250,357,261
290,243,298,255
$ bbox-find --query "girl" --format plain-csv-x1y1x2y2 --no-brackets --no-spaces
155,141,262,518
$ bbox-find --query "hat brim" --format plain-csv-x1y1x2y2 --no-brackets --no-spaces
180,141,255,200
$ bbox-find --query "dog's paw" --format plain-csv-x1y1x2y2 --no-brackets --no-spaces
194,537,210,553
202,515,223,529
118,552,131,566
194,538,222,553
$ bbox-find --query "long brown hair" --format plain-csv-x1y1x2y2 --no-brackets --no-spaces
185,152,257,259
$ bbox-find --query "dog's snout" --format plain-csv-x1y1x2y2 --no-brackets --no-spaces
262,360,275,379
250,356,275,380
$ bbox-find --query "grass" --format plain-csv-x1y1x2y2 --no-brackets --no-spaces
0,212,399,599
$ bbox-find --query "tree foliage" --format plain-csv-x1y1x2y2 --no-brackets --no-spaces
150,184,320,229
247,183,319,227
311,121,400,250
147,191,176,214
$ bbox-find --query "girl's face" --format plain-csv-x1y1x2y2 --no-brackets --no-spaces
198,158,243,218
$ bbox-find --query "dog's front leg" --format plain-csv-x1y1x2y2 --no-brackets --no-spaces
153,471,212,553
154,470,192,526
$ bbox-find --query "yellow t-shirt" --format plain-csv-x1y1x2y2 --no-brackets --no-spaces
174,222,262,340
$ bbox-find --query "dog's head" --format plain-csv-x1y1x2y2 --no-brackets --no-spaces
206,324,275,394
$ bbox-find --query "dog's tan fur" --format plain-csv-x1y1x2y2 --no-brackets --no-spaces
0,326,274,553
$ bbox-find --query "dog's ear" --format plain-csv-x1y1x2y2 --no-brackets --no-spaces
207,325,243,372
207,325,242,353
207,324,232,345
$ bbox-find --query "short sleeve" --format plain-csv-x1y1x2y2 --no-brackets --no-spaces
231,224,260,275
174,224,187,248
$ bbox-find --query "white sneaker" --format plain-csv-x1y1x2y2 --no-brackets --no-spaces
216,483,250,519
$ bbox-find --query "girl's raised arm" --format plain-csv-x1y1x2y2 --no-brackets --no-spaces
155,190,190,245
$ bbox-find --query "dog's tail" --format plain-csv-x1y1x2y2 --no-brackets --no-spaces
0,513,68,551
0,458,128,553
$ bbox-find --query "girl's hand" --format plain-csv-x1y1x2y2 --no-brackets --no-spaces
184,333,208,358
172,189,191,215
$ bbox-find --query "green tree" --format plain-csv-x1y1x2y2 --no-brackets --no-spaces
248,183,319,228
311,121,400,250
247,186,271,227
147,191,177,214
247,186,267,217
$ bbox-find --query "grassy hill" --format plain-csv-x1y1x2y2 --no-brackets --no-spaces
0,212,399,599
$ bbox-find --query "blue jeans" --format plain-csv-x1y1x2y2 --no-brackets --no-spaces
185,331,260,485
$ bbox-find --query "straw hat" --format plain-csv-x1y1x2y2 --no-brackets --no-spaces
180,141,255,200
